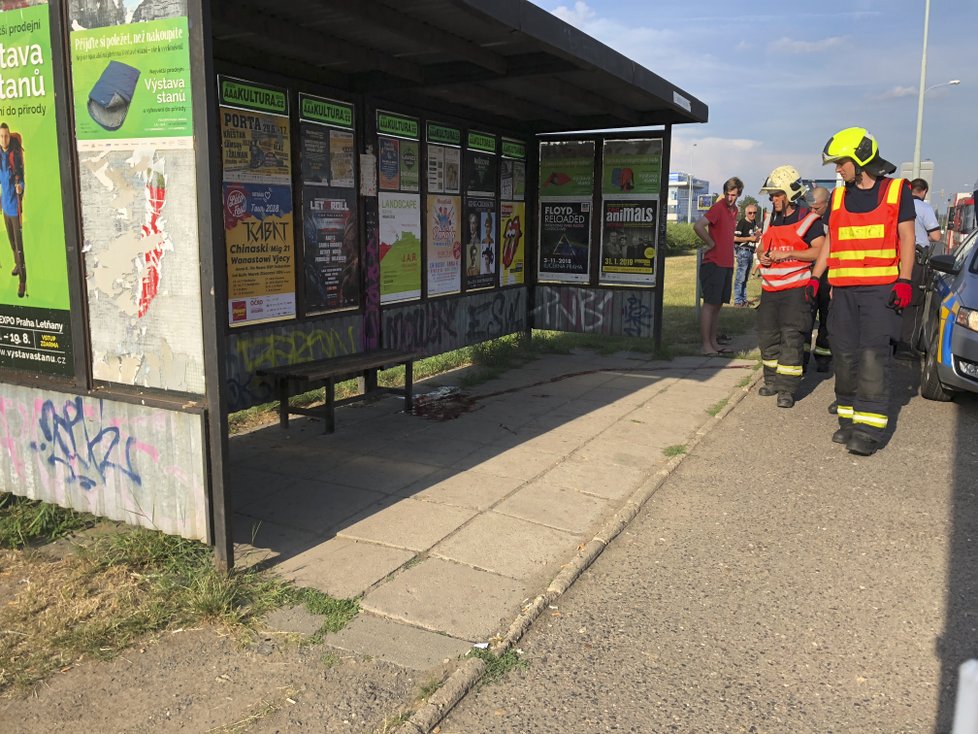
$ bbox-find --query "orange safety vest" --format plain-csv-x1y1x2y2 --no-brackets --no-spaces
759,210,821,292
827,178,902,286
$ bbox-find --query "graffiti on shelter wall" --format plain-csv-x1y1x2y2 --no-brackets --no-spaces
0,384,208,541
534,285,655,338
226,314,363,410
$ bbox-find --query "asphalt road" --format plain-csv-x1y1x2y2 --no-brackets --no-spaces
439,362,978,734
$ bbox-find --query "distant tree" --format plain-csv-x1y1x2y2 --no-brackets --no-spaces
739,195,758,218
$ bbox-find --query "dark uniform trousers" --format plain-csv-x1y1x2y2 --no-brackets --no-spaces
810,271,832,369
757,286,810,395
829,284,901,439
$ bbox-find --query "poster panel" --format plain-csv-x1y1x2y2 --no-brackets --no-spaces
220,77,295,325
601,138,663,196
539,140,594,197
465,150,496,198
73,3,205,392
501,137,526,202
330,130,355,187
538,199,591,284
426,122,461,195
600,196,657,285
464,197,496,290
220,108,291,185
378,136,399,190
379,192,421,303
499,201,526,287
224,183,296,324
302,187,359,313
399,140,419,192
426,194,461,296
0,2,74,376
69,15,193,149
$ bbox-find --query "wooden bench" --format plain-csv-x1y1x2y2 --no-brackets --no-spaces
257,349,416,433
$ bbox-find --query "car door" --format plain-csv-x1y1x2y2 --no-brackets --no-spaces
923,230,978,351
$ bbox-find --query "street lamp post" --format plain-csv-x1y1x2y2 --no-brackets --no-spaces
912,0,961,180
687,143,697,224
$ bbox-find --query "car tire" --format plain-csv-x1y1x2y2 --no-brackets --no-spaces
920,325,954,402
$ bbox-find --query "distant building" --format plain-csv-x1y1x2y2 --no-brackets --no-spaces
668,172,710,223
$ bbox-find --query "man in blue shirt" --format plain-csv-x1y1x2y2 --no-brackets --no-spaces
0,123,25,298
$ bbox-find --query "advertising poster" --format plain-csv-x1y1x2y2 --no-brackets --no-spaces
499,201,526,287
69,15,193,149
0,2,73,376
297,93,358,313
224,183,296,324
501,159,526,202
426,194,461,296
221,107,291,185
426,122,461,195
330,130,355,187
399,139,419,192
379,192,421,303
378,136,399,190
601,139,663,196
465,150,496,198
220,77,294,325
302,187,359,312
464,197,496,290
600,197,658,285
539,200,591,283
539,140,595,197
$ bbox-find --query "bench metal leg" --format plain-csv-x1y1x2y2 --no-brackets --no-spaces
278,378,289,429
404,361,414,412
324,376,336,433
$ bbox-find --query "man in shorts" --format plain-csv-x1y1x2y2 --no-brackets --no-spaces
693,176,743,354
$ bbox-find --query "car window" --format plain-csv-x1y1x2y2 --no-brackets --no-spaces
956,229,978,271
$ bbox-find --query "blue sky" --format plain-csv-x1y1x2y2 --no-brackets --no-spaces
531,0,977,211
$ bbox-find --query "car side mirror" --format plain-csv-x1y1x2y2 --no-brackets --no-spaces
929,253,960,275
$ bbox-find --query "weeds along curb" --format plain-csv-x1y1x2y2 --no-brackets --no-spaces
392,360,764,734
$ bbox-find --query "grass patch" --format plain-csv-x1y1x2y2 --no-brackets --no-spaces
736,375,754,388
662,444,687,458
0,493,95,549
0,527,357,695
468,647,527,685
707,398,729,417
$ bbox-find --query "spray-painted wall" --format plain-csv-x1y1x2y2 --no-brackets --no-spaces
533,285,655,338
226,313,363,411
0,383,209,540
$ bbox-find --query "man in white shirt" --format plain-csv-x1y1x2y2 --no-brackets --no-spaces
896,178,942,359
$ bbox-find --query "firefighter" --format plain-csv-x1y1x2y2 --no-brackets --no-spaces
755,165,824,408
811,128,916,456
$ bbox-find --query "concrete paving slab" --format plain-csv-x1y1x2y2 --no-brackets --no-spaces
275,536,414,598
541,454,648,500
229,466,296,509
458,444,564,479
338,497,478,552
231,515,320,569
494,481,612,535
360,557,533,641
578,436,659,469
326,455,443,494
395,468,526,510
239,478,388,535
365,435,483,467
431,511,581,580
325,614,471,670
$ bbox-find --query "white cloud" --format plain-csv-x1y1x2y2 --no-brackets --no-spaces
768,36,846,54
873,86,917,101
550,1,596,26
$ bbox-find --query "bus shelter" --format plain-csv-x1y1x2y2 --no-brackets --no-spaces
0,0,707,567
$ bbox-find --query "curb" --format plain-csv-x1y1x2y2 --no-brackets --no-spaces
392,360,764,734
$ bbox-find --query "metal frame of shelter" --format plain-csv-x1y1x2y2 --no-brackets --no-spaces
0,0,706,569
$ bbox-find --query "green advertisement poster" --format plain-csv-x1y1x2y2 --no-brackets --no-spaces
539,140,594,198
70,16,193,147
379,192,421,303
0,2,74,376
601,139,663,195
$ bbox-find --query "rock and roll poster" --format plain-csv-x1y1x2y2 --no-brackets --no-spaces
600,197,657,285
498,201,525,287
538,200,591,284
426,194,461,297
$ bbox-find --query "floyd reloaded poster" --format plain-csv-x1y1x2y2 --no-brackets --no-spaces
0,2,74,376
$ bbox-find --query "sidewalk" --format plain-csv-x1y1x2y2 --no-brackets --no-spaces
229,347,759,670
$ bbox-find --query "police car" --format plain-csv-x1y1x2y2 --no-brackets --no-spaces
920,228,978,400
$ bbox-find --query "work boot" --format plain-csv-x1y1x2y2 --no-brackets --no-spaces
846,430,880,456
831,426,852,444
758,385,778,397
827,400,838,414
776,392,795,408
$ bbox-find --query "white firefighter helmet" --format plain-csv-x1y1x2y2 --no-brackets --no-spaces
759,165,807,202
